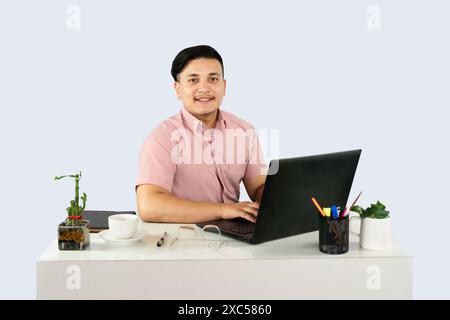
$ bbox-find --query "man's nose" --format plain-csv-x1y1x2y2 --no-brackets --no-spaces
197,79,211,93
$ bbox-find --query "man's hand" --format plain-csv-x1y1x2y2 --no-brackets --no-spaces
220,201,259,223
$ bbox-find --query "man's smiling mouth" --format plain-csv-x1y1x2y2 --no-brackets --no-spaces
194,97,215,102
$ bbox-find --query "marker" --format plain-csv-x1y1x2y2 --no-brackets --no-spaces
323,208,331,217
157,231,168,247
331,205,338,219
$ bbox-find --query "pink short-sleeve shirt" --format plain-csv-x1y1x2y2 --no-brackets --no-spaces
136,108,267,203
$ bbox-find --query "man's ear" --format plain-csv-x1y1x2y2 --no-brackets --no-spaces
173,81,181,100
223,79,227,96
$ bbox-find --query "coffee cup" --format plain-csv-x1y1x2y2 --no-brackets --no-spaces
108,214,138,239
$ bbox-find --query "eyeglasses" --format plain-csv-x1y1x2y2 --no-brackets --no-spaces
169,225,225,252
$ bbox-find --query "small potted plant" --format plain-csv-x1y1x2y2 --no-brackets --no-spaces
350,201,392,250
55,172,90,250
351,201,390,219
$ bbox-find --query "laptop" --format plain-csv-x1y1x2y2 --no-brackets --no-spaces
197,149,362,244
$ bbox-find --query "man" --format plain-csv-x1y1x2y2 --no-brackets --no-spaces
136,45,267,223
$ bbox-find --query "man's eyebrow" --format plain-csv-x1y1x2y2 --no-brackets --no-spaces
185,72,221,78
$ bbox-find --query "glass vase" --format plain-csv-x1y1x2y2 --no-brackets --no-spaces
58,220,90,250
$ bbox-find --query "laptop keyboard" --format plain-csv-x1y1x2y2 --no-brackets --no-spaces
218,219,255,234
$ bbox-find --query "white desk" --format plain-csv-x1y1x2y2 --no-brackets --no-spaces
37,221,412,299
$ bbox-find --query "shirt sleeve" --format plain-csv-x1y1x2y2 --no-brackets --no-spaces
135,125,176,192
243,126,268,180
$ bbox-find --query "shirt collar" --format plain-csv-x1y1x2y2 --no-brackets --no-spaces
181,107,227,133
216,109,227,129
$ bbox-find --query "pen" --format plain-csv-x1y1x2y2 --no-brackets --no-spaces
341,191,363,217
311,197,326,217
157,231,168,247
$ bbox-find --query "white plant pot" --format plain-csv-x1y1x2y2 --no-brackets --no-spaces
350,216,392,251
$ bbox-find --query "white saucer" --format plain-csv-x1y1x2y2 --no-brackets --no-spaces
99,229,147,245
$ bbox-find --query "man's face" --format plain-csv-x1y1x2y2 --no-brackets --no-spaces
174,58,226,118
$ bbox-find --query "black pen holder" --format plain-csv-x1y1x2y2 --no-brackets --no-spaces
319,215,349,255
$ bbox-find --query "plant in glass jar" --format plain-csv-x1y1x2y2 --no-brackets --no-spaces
55,172,90,250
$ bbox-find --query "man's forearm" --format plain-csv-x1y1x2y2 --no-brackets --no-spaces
254,183,265,203
139,192,223,223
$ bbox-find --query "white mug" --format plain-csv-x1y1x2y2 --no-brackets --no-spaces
108,214,138,239
350,215,392,251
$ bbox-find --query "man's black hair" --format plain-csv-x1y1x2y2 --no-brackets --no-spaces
171,45,224,82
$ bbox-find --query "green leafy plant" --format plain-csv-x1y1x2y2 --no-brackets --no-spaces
54,171,87,226
351,201,390,219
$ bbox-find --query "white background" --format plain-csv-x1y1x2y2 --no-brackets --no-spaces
0,0,448,299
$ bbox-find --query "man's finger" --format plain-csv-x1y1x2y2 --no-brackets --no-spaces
242,206,258,216
248,202,260,209
241,202,259,209
240,212,256,223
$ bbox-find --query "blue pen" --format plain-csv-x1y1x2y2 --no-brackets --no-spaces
331,205,339,219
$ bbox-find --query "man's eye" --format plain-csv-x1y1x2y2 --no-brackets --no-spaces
210,78,218,82
189,79,198,83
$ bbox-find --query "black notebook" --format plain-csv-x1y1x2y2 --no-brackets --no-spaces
83,210,137,233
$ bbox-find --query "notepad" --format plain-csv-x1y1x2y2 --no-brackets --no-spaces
82,210,137,233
